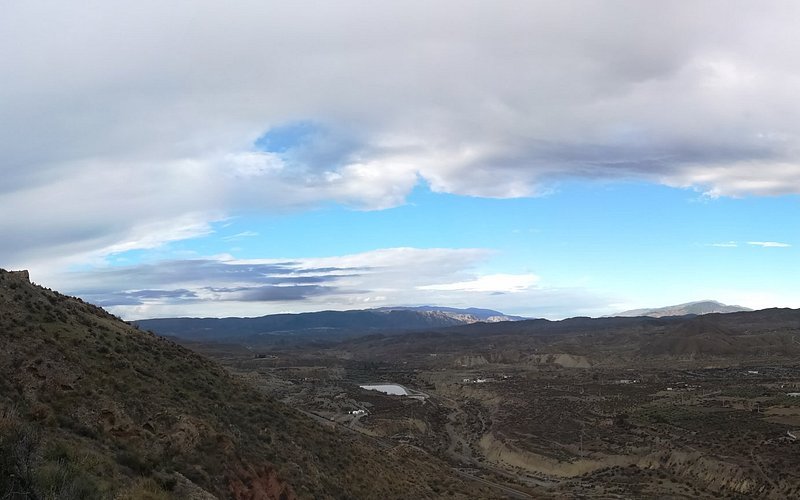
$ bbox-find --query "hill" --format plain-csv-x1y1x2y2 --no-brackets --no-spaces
614,300,752,318
134,306,522,343
321,308,800,366
0,270,498,499
183,306,800,498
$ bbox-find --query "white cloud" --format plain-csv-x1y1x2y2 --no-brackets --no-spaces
4,1,800,277
222,231,259,241
706,241,792,248
747,241,791,248
418,273,539,293
664,162,800,198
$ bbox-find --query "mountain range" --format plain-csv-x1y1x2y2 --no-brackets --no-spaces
326,307,800,364
613,300,752,318
136,301,755,343
134,306,524,342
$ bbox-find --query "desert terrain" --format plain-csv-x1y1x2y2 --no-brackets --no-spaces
187,310,800,498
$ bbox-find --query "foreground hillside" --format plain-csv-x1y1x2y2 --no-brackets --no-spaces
0,270,496,499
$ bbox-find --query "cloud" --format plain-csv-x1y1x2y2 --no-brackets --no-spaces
222,231,259,241
207,285,336,303
747,241,791,248
88,289,199,307
61,258,354,309
50,248,610,320
418,274,540,293
3,2,800,268
706,241,792,248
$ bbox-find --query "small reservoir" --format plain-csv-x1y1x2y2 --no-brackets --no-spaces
359,384,410,396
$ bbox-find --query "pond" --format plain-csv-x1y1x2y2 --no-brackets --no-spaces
359,383,409,396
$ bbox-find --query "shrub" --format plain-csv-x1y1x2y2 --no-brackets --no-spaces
114,477,170,500
116,449,155,476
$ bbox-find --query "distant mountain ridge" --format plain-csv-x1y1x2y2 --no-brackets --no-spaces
614,300,752,318
374,305,528,322
135,306,524,342
332,307,800,363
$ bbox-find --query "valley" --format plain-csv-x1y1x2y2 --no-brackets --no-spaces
4,267,800,498
185,309,800,498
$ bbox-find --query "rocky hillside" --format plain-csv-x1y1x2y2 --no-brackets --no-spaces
614,300,751,318
327,309,800,366
0,270,497,499
374,306,527,323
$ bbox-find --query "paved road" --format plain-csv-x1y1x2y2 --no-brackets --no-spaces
300,409,392,449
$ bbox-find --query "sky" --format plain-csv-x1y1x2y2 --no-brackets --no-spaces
1,1,798,320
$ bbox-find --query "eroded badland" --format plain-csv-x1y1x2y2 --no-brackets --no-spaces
190,312,800,498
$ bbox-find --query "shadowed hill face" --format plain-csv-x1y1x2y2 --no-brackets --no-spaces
0,270,496,499
135,308,479,342
638,317,738,357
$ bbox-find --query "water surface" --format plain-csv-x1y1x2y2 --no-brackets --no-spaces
359,384,409,396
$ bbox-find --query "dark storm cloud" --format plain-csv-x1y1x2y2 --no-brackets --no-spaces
84,288,199,307
62,259,360,308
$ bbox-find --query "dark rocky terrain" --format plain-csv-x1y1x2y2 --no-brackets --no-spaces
184,306,800,498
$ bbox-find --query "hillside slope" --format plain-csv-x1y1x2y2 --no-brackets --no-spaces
614,300,751,318
0,270,496,499
324,309,800,366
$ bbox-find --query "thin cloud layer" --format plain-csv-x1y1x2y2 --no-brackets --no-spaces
747,241,791,248
708,241,792,248
54,249,611,320
3,1,800,270
418,274,540,293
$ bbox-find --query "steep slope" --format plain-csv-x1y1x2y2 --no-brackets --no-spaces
0,270,496,499
614,300,751,318
639,317,739,357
